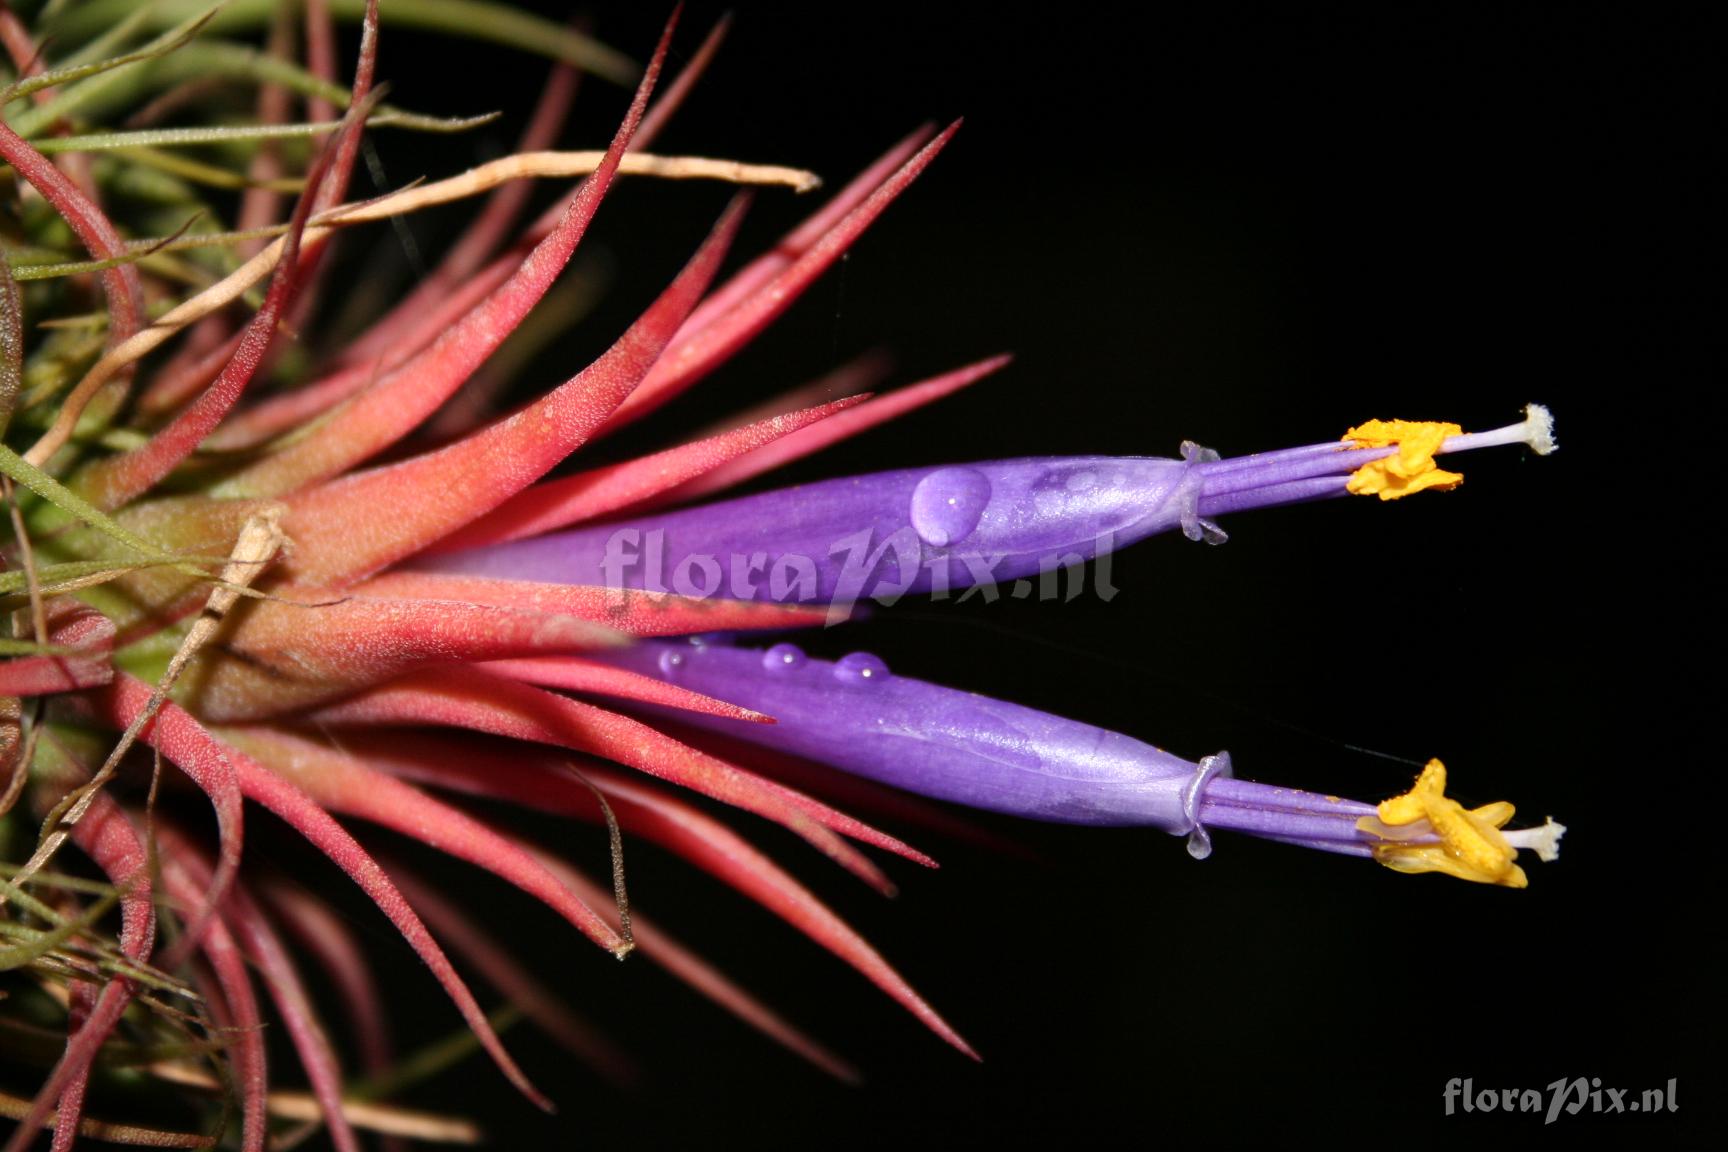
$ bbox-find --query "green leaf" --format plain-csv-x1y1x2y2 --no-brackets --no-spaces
2,4,164,104
7,6,222,136
0,638,72,656
46,0,637,84
28,39,485,136
0,251,21,437
0,883,121,971
31,109,499,155
0,443,186,564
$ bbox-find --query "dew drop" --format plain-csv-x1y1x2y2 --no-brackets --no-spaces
657,649,687,679
763,643,806,672
834,651,890,684
909,466,992,548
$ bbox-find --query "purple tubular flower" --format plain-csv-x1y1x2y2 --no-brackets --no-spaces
424,406,1554,604
597,638,1564,886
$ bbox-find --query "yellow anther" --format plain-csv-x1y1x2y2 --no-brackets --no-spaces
1341,418,1464,501
1359,758,1527,887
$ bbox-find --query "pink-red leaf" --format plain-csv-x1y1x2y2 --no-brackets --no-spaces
282,193,742,587
221,724,630,956
4,788,157,1152
302,666,913,891
355,571,828,636
258,879,394,1082
88,679,547,1108
539,853,861,1082
337,42,584,370
87,675,243,967
432,393,870,551
345,730,967,1059
219,14,675,501
385,862,635,1082
77,113,340,510
655,355,1008,506
0,606,114,697
0,124,143,349
181,585,626,723
154,838,274,1152
481,656,775,724
205,248,517,452
601,123,956,430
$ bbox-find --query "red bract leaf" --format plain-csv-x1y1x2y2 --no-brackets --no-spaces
277,1,378,346
155,840,274,1152
601,123,955,430
673,124,934,340
135,2,320,418
87,676,243,966
303,0,338,122
355,571,828,635
182,585,627,722
203,222,518,452
505,13,732,247
338,11,720,388
538,853,862,1082
549,777,971,1057
221,724,631,956
138,326,249,423
308,0,378,217
0,606,113,696
482,655,776,723
4,790,157,1152
218,14,676,501
77,113,343,511
337,43,585,370
0,124,143,350
258,879,394,1082
385,863,636,1083
654,355,1009,506
348,731,968,1059
282,193,742,587
220,886,344,1152
90,679,548,1109
432,393,871,551
634,14,730,147
301,665,909,891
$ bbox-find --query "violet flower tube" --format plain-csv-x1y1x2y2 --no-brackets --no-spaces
599,638,1564,887
426,407,1554,608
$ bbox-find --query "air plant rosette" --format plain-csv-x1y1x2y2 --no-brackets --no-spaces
0,4,1565,1149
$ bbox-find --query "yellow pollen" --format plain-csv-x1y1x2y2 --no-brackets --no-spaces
1358,759,1527,887
1341,418,1464,501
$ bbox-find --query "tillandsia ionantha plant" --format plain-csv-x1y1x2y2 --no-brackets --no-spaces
0,2,1565,1148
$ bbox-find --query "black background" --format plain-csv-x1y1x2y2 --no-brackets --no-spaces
273,2,1705,1147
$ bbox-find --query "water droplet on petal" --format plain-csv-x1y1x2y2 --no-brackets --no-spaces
834,651,890,684
910,466,992,548
657,649,687,679
763,643,806,671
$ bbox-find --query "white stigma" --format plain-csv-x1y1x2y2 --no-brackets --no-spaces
1522,403,1558,456
1504,817,1566,862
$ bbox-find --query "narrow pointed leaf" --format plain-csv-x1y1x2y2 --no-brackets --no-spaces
432,394,871,551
